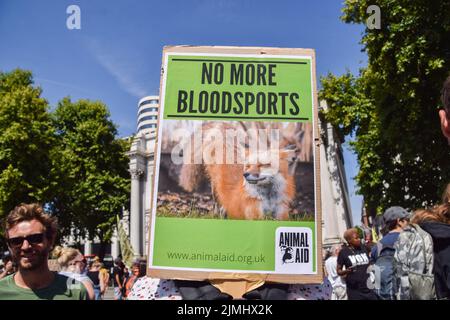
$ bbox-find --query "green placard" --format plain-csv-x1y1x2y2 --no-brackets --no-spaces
149,47,321,283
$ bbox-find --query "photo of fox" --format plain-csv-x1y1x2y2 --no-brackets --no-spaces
156,120,314,221
204,147,297,220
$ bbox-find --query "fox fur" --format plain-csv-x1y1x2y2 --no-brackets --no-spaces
179,122,298,220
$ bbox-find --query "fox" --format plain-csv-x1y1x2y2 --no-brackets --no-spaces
205,148,297,220
179,122,298,220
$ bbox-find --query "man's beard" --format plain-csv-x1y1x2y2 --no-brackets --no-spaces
14,248,49,271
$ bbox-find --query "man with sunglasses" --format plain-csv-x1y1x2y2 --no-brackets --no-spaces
0,203,88,300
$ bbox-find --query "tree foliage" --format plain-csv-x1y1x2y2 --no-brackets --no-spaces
0,69,130,245
319,0,450,215
0,69,54,219
50,98,130,242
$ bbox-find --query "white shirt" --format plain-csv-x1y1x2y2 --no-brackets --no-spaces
325,256,345,288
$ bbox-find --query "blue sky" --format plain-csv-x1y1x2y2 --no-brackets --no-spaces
0,0,366,225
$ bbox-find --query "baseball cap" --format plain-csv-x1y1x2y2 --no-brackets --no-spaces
383,206,410,223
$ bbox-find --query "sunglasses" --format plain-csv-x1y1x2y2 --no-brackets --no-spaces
7,233,45,248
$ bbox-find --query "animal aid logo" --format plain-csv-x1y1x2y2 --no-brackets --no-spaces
275,227,314,274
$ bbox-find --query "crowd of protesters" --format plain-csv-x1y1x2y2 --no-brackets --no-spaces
0,195,449,300
328,199,450,300
0,201,333,300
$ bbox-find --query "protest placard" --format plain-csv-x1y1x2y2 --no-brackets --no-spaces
148,46,322,283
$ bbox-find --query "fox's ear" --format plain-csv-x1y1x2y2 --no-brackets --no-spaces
281,145,299,162
296,130,305,142
281,146,299,175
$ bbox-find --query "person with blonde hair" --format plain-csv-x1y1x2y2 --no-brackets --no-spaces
53,246,94,300
99,263,110,298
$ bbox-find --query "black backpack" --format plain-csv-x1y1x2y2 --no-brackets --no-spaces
372,242,397,300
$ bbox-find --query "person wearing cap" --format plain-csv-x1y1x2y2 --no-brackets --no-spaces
370,206,410,262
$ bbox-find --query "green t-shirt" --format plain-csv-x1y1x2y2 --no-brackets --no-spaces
0,273,88,300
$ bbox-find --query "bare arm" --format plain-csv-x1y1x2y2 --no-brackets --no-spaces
115,274,122,289
99,272,105,294
337,263,352,277
83,280,95,300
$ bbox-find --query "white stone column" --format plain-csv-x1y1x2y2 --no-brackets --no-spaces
143,139,156,258
319,104,352,248
84,239,92,256
111,229,119,259
130,168,143,257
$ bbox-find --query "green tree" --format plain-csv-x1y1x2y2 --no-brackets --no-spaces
0,69,55,221
50,98,130,249
0,69,130,255
319,0,450,216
